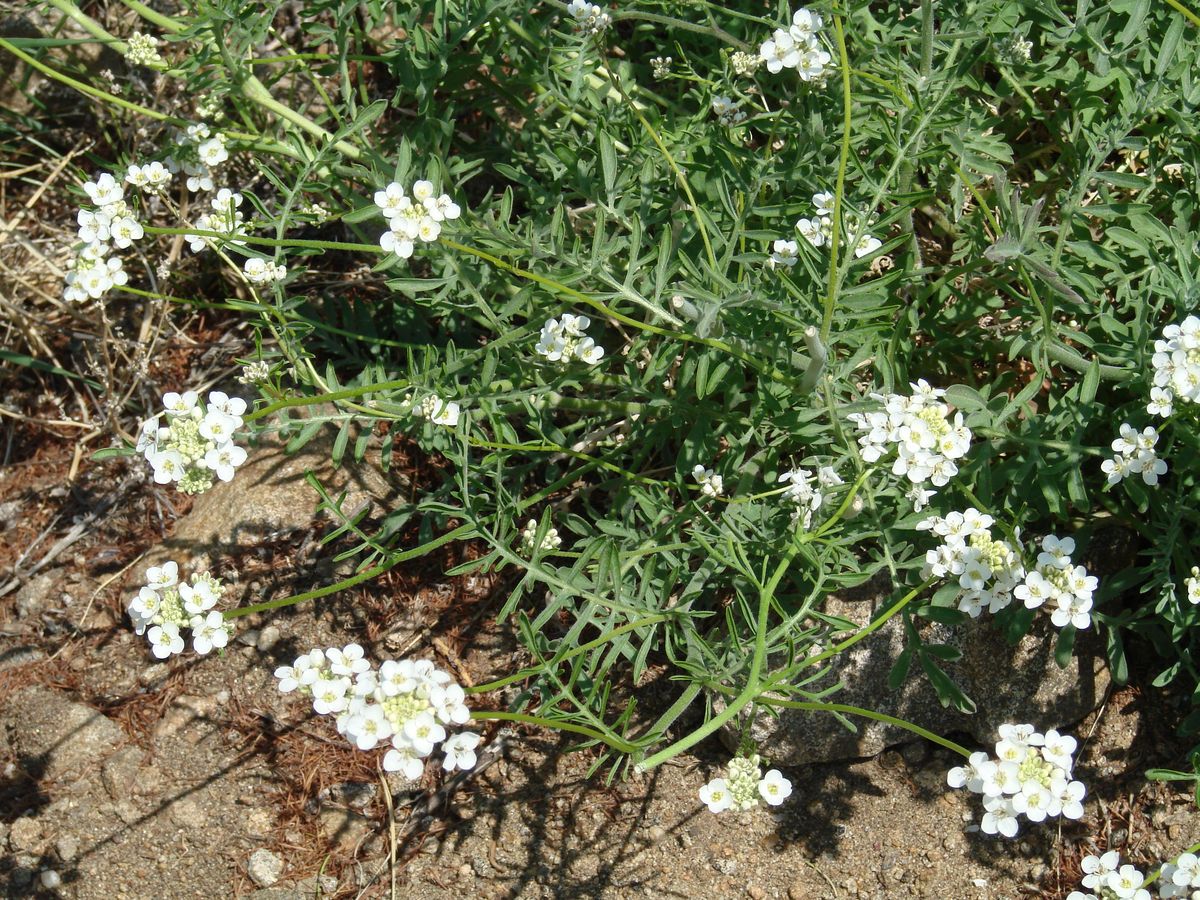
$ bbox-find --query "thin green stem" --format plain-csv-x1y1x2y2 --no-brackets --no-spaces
118,0,187,33
469,711,636,753
637,535,802,771
795,579,933,674
822,15,854,345
224,523,475,618
611,9,750,51
243,378,411,422
468,614,669,694
1164,0,1200,26
757,699,973,758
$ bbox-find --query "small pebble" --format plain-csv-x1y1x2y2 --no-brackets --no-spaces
39,870,62,889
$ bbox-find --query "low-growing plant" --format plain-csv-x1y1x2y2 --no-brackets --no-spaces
6,0,1200,870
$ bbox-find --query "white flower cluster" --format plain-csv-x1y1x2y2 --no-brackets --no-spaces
759,7,830,81
124,31,163,67
946,723,1085,837
185,188,245,253
650,56,672,80
1068,851,1152,900
711,95,747,126
566,0,611,35
275,645,481,778
166,122,229,193
918,513,1098,629
1159,851,1200,899
373,180,460,259
1186,567,1200,605
136,390,249,494
535,313,605,365
518,518,562,556
1014,535,1098,630
795,190,882,257
768,238,799,269
698,754,792,814
848,379,972,500
128,561,233,659
691,464,724,499
243,257,287,284
409,393,461,427
1101,423,1168,486
999,32,1034,65
63,167,164,303
1149,315,1200,418
778,465,843,528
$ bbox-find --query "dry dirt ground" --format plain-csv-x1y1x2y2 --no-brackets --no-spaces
0,407,1196,900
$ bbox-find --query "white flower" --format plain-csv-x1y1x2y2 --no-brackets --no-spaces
148,623,184,659
1079,851,1120,890
415,394,460,427
692,464,725,499
83,172,124,206
345,704,394,750
312,677,351,715
699,777,732,813
796,217,827,247
1147,386,1174,417
567,0,612,35
125,161,171,190
402,712,447,756
1186,567,1200,605
146,561,179,591
760,28,801,74
243,257,287,284
535,314,605,366
712,95,747,126
769,239,799,269
382,744,425,779
124,31,163,67
757,769,792,806
790,8,824,42
191,611,229,654
442,731,481,771
854,234,883,258
980,794,1019,837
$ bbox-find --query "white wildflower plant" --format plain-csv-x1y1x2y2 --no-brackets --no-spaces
848,379,972,503
518,517,562,556
274,645,481,778
946,724,1086,838
1101,423,1169,487
136,390,250,494
1149,315,1200,417
566,0,611,36
128,561,234,659
535,313,605,365
373,179,461,260
758,7,831,82
699,754,792,814
918,514,1099,630
1159,850,1200,899
1067,851,1152,900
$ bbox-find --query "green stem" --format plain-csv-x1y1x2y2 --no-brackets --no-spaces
224,523,475,618
468,614,670,694
821,15,854,345
611,9,750,51
637,534,802,771
118,0,187,33
469,711,636,753
794,578,933,674
242,378,412,422
757,699,973,758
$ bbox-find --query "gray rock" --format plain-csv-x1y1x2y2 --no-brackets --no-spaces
101,746,146,800
55,834,79,862
248,848,285,887
13,569,61,618
718,594,1109,765
0,646,45,672
2,686,123,781
8,816,43,853
256,625,282,652
139,431,405,577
